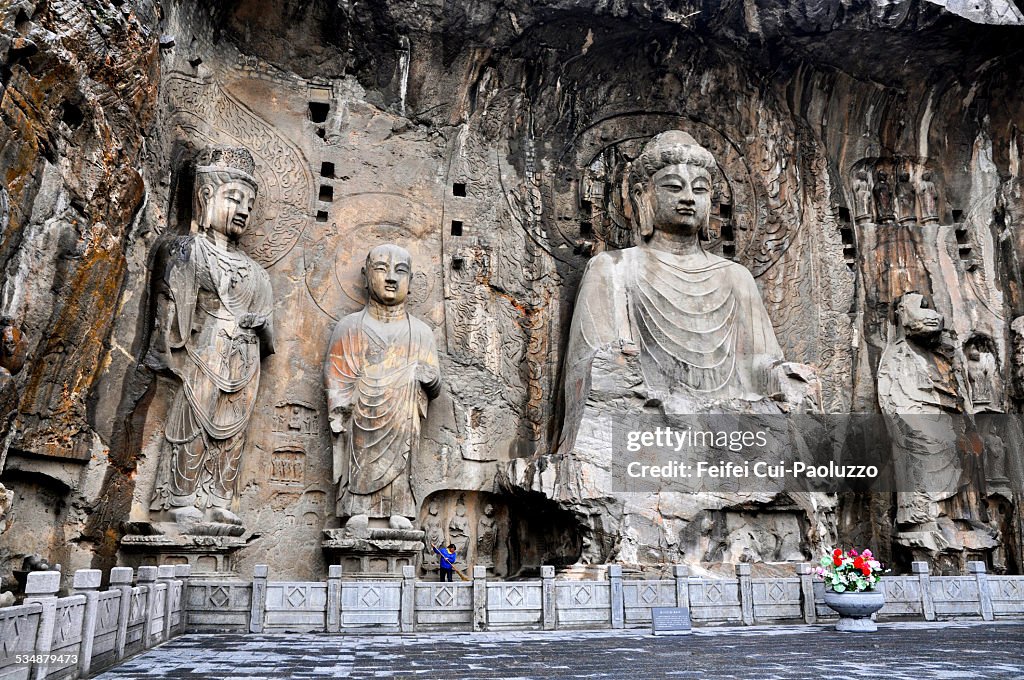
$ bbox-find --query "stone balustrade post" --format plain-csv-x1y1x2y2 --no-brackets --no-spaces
158,566,175,641
797,563,816,624
73,569,102,677
912,561,935,621
472,566,487,632
25,571,61,680
109,567,134,660
967,561,994,621
326,565,343,633
541,565,556,631
673,565,690,610
250,565,268,633
401,566,416,633
608,565,624,629
173,565,191,634
136,566,159,649
736,563,754,626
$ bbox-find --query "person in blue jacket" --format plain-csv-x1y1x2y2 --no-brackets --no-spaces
432,542,457,582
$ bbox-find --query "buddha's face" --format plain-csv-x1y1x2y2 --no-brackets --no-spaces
648,163,712,236
365,248,412,306
201,180,256,240
897,293,942,337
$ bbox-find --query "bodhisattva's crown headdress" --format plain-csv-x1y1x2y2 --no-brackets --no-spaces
195,146,258,190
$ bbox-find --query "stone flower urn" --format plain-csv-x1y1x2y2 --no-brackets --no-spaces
824,588,885,632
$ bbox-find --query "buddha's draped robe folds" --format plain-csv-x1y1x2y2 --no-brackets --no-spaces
560,246,783,451
325,310,441,518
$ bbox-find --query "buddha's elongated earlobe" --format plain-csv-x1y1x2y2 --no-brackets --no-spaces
632,183,654,239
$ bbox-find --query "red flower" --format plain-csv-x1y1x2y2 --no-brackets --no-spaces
833,549,842,557
860,565,871,576
833,557,843,566
854,557,865,569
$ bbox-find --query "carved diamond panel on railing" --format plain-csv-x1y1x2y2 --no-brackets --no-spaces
434,586,455,607
506,585,524,607
129,590,147,623
53,602,80,645
209,586,230,609
574,585,593,605
360,586,382,608
0,606,41,657
287,586,307,608
97,591,121,634
888,580,906,600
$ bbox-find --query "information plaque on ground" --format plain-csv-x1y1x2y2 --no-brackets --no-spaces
651,606,692,636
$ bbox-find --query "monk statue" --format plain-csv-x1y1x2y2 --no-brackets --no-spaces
148,146,275,534
877,293,964,551
560,131,818,452
324,244,441,531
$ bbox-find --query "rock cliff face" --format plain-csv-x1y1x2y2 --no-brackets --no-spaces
1,0,1023,584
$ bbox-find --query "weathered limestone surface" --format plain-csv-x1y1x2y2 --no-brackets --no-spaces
0,0,1023,585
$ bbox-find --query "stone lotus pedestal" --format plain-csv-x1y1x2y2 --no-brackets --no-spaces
322,527,424,578
824,589,885,632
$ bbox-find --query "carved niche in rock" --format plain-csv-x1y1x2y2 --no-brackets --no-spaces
324,244,441,528
417,491,512,576
965,335,1001,413
146,146,275,537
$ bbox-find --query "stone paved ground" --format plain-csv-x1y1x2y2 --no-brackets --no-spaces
92,621,1024,679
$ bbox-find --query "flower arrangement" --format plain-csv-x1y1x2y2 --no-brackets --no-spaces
817,548,884,593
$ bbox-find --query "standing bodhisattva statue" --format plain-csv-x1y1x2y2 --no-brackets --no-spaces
324,244,441,530
148,146,275,533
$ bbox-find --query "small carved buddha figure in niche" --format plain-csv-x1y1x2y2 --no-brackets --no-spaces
324,244,441,530
965,340,999,412
476,503,497,567
919,171,940,225
852,169,874,224
895,171,917,225
873,170,896,224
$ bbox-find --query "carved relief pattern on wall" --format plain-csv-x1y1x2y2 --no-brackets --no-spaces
162,72,314,267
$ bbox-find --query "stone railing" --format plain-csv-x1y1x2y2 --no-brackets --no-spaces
5,558,1021,679
186,560,1024,634
0,565,189,680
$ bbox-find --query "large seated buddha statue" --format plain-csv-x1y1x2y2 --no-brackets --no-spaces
560,131,818,453
546,131,826,566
